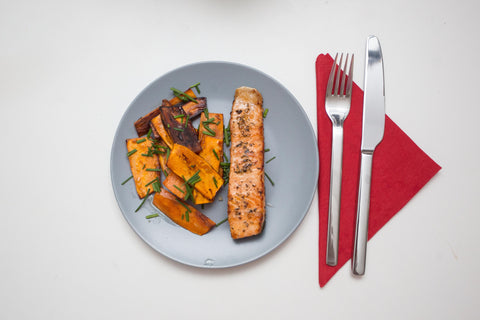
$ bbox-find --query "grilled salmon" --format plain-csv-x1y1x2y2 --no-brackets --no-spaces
227,87,265,239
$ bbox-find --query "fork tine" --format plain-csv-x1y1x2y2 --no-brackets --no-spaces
334,53,343,95
340,53,348,96
326,53,338,95
346,54,354,96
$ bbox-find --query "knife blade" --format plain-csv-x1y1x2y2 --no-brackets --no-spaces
352,35,385,276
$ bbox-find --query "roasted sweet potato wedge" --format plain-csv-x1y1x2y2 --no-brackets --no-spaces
198,135,223,174
198,112,224,142
134,88,198,137
150,114,174,149
134,108,161,137
167,144,224,200
152,188,216,236
126,137,161,198
182,97,207,119
162,172,212,204
160,105,202,153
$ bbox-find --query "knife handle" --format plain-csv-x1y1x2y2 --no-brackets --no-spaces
326,124,344,266
352,151,374,275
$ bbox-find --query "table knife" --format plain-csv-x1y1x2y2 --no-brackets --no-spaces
352,36,385,276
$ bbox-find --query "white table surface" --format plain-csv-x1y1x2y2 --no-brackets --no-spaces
1,0,479,319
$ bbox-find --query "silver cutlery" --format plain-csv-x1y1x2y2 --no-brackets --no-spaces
325,53,354,266
352,36,386,275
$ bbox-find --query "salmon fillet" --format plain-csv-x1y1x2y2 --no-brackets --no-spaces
228,87,265,239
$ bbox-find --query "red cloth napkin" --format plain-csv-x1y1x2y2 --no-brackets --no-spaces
316,54,441,287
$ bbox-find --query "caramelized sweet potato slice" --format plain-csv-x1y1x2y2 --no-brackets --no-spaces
134,88,198,137
152,188,215,236
134,108,161,137
198,135,223,174
182,98,207,119
126,138,161,198
198,112,224,142
167,144,224,200
160,105,201,153
162,172,212,204
150,114,174,149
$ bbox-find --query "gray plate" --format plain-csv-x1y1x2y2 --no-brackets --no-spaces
110,61,319,268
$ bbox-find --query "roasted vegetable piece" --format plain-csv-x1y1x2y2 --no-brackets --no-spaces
167,144,224,200
160,105,202,153
134,108,161,137
228,87,265,239
182,98,207,119
150,114,174,149
198,112,224,142
126,138,161,198
152,188,216,236
134,88,197,136
162,172,212,204
199,135,223,174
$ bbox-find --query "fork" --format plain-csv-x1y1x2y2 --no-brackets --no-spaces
325,53,354,266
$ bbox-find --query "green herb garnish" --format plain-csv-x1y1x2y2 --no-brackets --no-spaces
127,149,137,157
263,108,269,118
212,149,219,160
146,213,159,219
121,175,133,185
189,82,201,94
266,156,276,164
216,217,228,227
202,130,215,137
265,172,275,186
170,87,198,103
135,189,151,212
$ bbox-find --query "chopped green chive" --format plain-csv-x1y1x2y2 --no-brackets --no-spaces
266,156,276,164
189,82,201,94
202,130,215,137
213,176,218,188
147,128,152,139
136,138,146,144
203,107,209,119
121,175,133,185
173,127,185,132
166,147,171,162
224,124,231,147
176,198,191,222
263,108,269,118
127,149,137,157
212,149,219,160
145,177,158,187
152,181,162,193
146,213,159,219
174,114,185,119
264,148,270,152
265,172,275,186
135,189,151,212
146,168,162,172
216,217,228,227
170,87,198,103
173,184,185,194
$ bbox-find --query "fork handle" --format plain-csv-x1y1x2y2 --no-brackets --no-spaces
326,124,344,266
352,151,374,275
